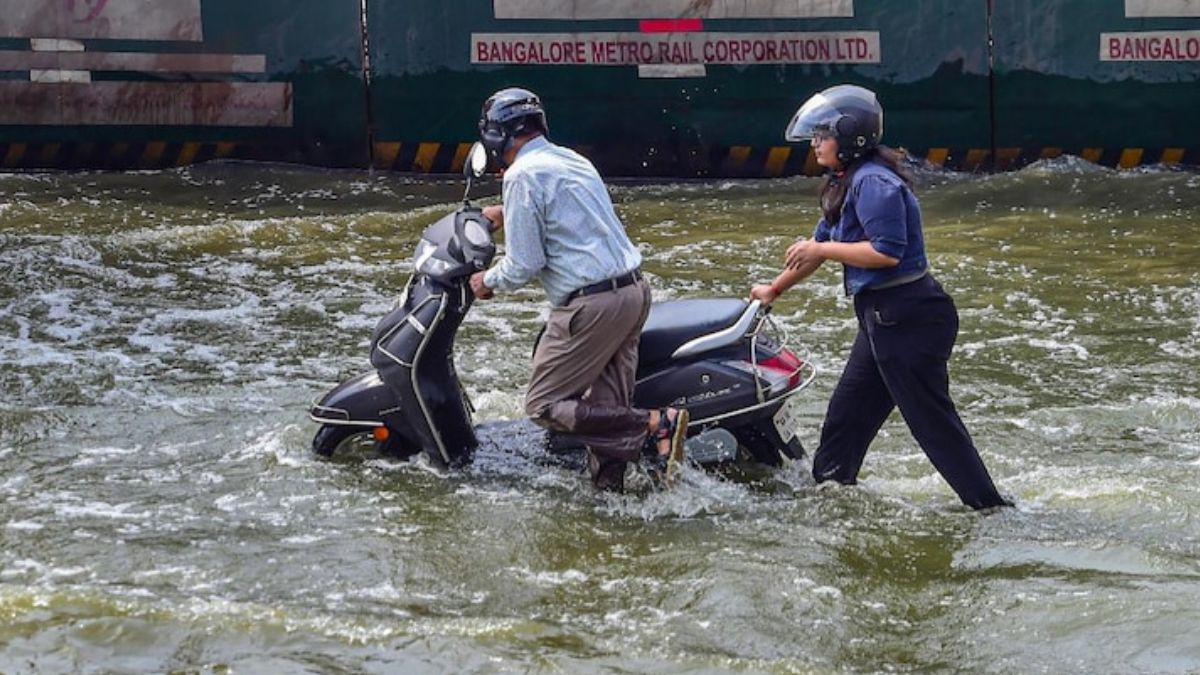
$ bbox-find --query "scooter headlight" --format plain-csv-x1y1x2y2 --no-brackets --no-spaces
413,239,454,276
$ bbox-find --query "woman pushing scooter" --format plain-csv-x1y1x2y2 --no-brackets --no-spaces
750,84,1012,510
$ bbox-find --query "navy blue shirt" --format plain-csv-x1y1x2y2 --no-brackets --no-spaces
812,159,928,295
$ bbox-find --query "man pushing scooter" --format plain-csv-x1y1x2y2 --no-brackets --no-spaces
468,87,688,491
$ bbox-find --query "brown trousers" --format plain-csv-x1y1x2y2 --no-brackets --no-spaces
525,278,652,490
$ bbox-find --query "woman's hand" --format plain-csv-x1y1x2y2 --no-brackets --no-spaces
785,238,823,271
749,284,779,306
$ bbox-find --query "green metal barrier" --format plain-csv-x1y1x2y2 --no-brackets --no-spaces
3,1,1197,174
991,0,1200,168
365,0,992,176
0,0,368,169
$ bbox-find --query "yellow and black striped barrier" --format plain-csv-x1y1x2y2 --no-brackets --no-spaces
371,142,1196,176
1,140,1194,175
1,141,240,171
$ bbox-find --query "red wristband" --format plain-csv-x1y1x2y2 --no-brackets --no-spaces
770,281,784,296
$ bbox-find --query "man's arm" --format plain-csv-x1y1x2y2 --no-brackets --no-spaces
473,174,546,298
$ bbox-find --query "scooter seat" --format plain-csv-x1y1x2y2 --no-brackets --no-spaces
638,298,750,366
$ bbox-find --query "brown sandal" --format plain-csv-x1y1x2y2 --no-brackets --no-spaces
647,407,689,486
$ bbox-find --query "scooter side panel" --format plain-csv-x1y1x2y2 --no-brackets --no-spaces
634,360,762,423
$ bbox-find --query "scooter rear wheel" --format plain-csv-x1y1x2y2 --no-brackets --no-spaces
729,421,804,467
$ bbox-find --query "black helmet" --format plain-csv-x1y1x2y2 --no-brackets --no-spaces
784,84,883,163
478,87,548,163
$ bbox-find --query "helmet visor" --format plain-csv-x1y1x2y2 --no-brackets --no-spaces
784,93,841,143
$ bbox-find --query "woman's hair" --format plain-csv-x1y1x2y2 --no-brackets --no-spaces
819,145,911,224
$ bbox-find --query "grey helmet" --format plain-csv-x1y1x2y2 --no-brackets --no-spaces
785,84,883,163
478,87,548,163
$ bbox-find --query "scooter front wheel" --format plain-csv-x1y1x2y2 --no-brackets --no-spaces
312,424,371,457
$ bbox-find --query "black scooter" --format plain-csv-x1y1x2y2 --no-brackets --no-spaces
309,143,816,470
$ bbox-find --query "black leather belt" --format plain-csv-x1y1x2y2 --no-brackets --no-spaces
566,269,642,302
865,268,929,292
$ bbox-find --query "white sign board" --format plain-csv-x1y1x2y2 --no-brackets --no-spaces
0,0,203,41
1101,30,1200,60
473,31,880,65
1125,0,1200,17
493,0,854,20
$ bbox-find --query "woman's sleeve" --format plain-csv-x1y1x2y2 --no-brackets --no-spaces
853,175,907,259
812,217,832,242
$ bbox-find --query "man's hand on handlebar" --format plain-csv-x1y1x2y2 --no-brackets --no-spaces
469,272,495,300
482,205,504,231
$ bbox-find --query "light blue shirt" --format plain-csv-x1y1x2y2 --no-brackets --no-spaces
483,136,642,306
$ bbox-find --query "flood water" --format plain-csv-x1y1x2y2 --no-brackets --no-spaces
2,159,1199,673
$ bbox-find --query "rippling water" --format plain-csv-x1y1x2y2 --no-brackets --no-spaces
2,159,1199,673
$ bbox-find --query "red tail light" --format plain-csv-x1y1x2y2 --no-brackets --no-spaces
759,348,804,388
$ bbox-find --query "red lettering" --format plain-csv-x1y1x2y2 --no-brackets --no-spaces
473,32,884,66
671,41,690,63
1109,35,1200,61
751,40,766,61
764,41,778,62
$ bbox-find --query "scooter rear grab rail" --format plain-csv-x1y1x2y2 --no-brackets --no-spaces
748,307,814,405
665,300,817,427
671,299,764,359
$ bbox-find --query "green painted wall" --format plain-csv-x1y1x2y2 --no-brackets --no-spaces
992,0,1200,166
1,1,1198,173
366,0,992,175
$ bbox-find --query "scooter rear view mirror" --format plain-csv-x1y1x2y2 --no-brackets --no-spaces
462,142,489,204
466,142,489,179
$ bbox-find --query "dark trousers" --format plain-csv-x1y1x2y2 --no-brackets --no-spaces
811,275,1010,509
525,279,652,491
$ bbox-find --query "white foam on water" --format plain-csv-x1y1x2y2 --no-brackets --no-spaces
0,471,24,491
1027,337,1090,360
0,559,49,581
54,499,152,521
598,464,756,521
954,539,1196,578
470,390,527,422
281,533,326,545
506,566,590,587
1018,155,1114,176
